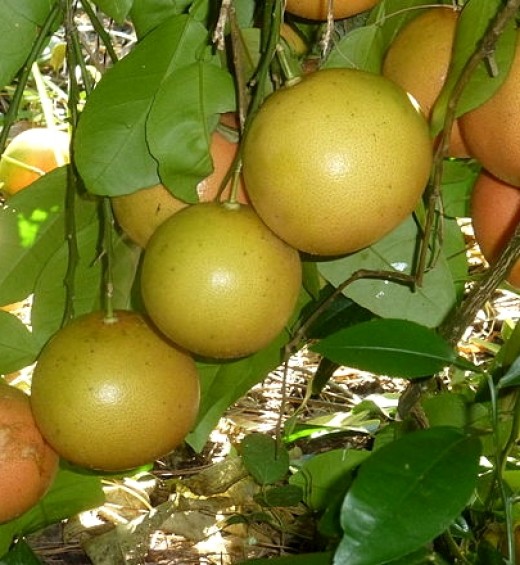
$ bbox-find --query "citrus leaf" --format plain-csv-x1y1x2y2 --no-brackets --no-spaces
324,24,384,72
334,427,481,565
93,0,134,23
497,355,520,390
241,553,333,565
0,311,38,374
431,0,517,135
312,318,477,379
130,0,190,38
317,216,456,328
0,0,55,90
147,60,236,202
240,434,290,486
255,484,303,507
74,14,212,197
0,168,96,306
0,539,42,564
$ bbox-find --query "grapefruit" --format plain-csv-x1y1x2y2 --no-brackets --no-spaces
0,128,70,196
460,33,520,186
284,0,379,21
382,7,469,158
242,68,432,256
470,169,520,289
30,310,200,471
0,380,59,523
112,129,248,248
140,202,302,359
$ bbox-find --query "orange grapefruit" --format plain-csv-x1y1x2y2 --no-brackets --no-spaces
284,0,379,21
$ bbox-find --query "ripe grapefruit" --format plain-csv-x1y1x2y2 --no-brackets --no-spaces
382,7,469,158
30,310,200,471
0,128,70,196
112,129,248,248
460,33,520,186
284,0,378,21
140,202,302,359
242,68,432,256
0,380,59,523
470,169,520,288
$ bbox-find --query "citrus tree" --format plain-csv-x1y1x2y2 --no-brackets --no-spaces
1,0,520,563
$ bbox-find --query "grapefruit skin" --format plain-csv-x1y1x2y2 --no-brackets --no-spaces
0,380,59,523
112,130,248,248
0,128,70,196
242,68,432,256
460,33,520,186
382,7,469,158
30,310,200,472
470,170,520,288
140,202,302,360
285,0,378,21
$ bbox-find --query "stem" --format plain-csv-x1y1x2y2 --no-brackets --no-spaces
31,62,56,129
102,198,116,322
0,2,61,154
81,0,119,65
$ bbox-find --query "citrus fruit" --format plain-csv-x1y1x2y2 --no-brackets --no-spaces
459,33,520,186
112,129,248,248
285,0,378,21
0,128,70,196
140,202,302,359
0,379,59,523
382,7,469,158
470,169,520,288
30,310,200,471
242,68,432,256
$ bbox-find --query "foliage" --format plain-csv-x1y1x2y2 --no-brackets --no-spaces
0,0,519,563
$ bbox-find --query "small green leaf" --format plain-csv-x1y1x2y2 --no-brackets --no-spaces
94,0,134,23
335,427,481,565
0,311,38,374
0,539,42,564
497,356,520,390
254,484,303,507
324,25,384,72
312,318,476,379
240,434,290,486
240,552,333,565
130,0,191,38
289,449,370,512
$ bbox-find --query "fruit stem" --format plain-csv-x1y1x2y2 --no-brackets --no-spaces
0,2,61,155
31,62,56,131
275,43,303,87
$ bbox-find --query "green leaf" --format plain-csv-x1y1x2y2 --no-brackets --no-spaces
335,427,481,565
0,0,55,90
147,60,235,202
324,25,384,72
431,0,517,135
0,539,42,564
129,0,190,37
0,168,97,306
186,331,288,452
240,434,290,486
317,216,456,328
312,318,477,379
0,462,104,557
0,311,38,374
254,484,303,508
441,160,479,219
289,449,370,512
74,14,212,197
240,553,333,565
497,356,520,390
94,0,134,23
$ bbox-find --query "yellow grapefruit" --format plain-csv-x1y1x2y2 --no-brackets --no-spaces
284,0,379,21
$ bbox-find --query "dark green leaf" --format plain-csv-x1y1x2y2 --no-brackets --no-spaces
497,356,520,390
0,168,96,306
240,434,289,486
240,552,333,565
318,216,456,328
0,0,55,90
74,14,212,197
441,160,479,219
94,0,134,23
431,0,517,134
130,0,191,38
254,484,303,507
289,449,370,512
0,311,38,374
0,539,42,564
313,318,476,379
324,25,383,72
335,427,481,565
147,60,235,202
